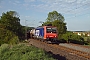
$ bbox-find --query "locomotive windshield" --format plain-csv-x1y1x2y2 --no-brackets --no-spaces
46,27,57,33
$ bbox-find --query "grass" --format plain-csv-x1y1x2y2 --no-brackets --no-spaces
0,43,55,60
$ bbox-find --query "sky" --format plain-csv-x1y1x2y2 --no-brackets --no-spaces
0,0,90,31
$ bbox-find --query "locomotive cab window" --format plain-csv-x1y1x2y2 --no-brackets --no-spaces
52,28,57,33
46,27,57,33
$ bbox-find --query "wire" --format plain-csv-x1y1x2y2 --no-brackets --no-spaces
65,12,90,19
63,2,90,19
62,2,90,14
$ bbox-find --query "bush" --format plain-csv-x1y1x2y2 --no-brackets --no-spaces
0,44,9,54
0,28,19,45
61,32,84,44
9,36,19,45
84,37,90,45
0,43,55,60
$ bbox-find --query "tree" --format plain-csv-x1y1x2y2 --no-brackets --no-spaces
47,11,64,22
42,21,52,26
0,11,24,40
42,11,67,40
52,20,67,34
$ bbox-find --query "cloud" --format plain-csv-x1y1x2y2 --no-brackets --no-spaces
37,0,90,15
64,0,77,3
25,16,31,18
28,0,88,11
0,0,90,17
11,0,88,15
24,0,36,3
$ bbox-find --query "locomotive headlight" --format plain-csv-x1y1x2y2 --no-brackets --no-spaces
55,36,56,37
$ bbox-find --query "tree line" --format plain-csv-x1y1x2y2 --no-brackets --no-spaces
0,11,25,45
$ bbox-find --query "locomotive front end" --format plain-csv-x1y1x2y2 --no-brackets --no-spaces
45,26,58,42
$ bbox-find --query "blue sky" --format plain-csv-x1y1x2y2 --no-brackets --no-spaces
0,0,90,31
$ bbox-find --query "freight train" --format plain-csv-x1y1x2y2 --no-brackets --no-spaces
30,26,58,43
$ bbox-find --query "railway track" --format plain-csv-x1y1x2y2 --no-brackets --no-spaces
28,39,90,60
59,43,90,54
69,43,90,48
50,44,90,60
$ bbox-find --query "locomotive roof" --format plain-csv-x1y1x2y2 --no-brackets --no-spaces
37,26,56,28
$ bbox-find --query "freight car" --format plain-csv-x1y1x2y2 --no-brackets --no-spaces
30,29,35,38
30,26,58,43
